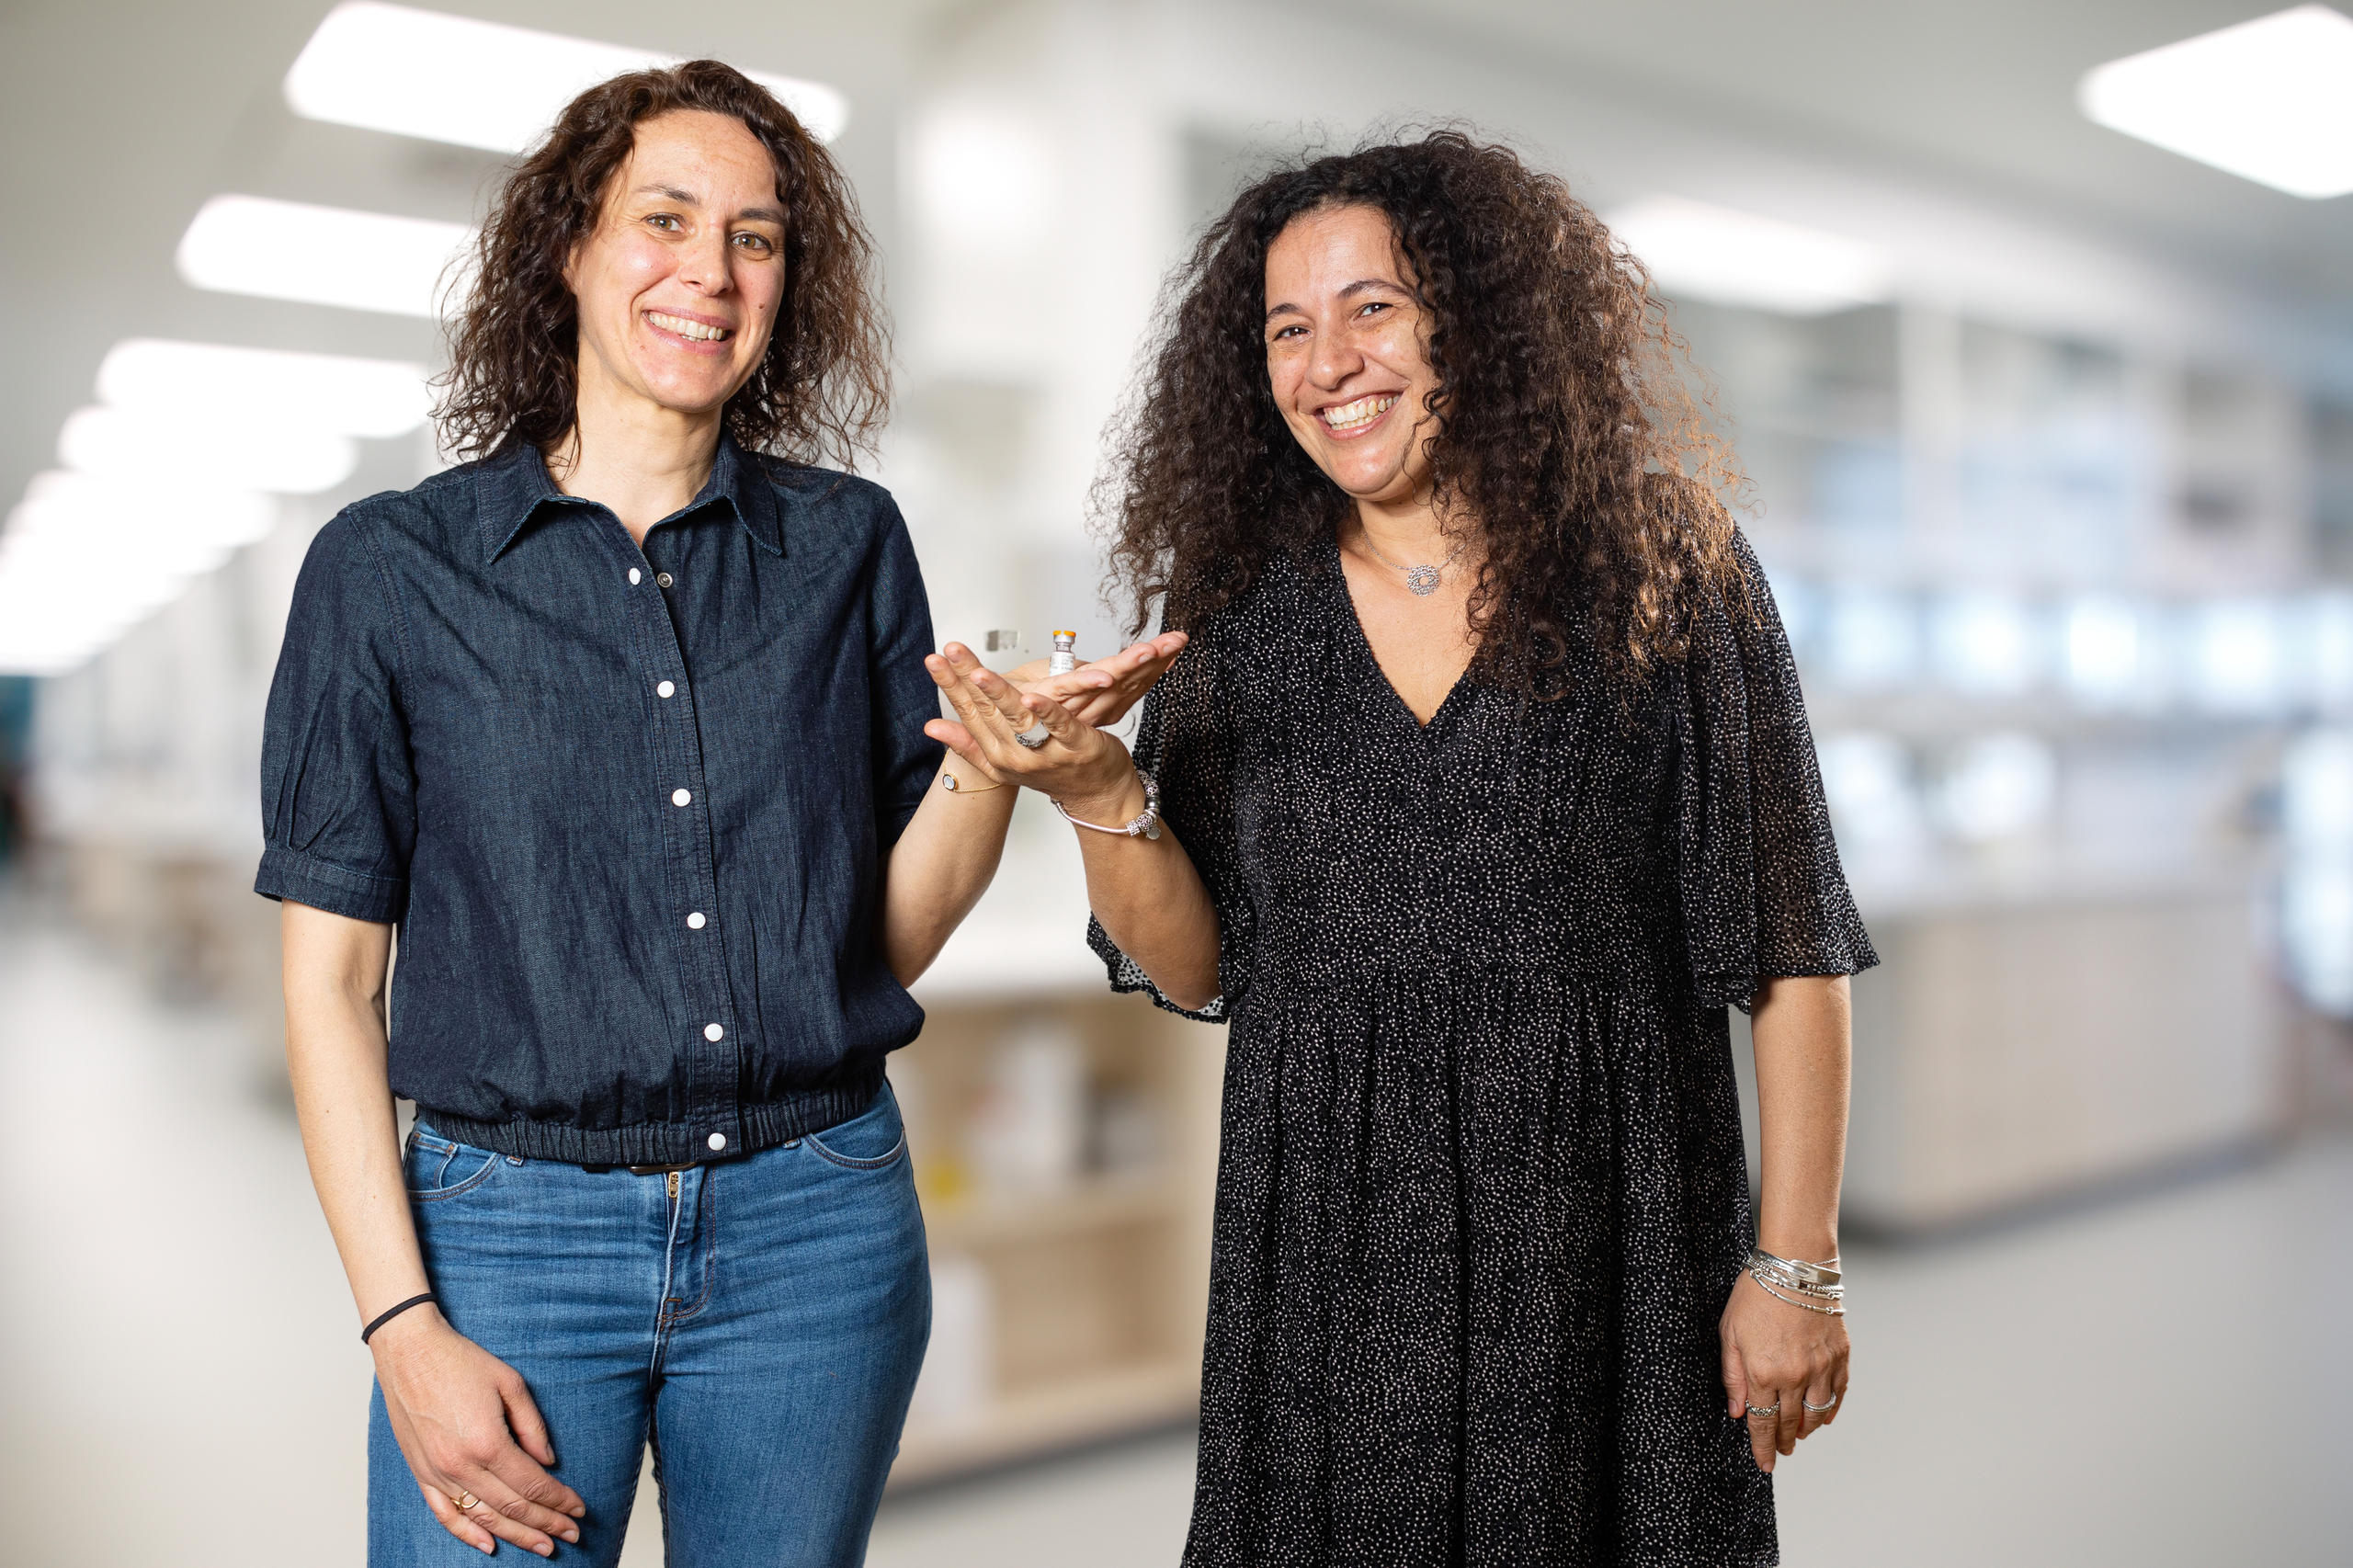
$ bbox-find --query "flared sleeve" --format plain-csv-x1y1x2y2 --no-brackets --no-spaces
1676,533,1877,1010
1087,623,1255,1023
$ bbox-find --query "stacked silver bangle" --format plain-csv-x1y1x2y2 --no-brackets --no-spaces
1051,769,1163,841
1745,1246,1845,1315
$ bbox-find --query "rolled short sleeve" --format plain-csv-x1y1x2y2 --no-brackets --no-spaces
1675,532,1877,1010
1087,625,1255,1023
254,508,416,925
866,499,946,851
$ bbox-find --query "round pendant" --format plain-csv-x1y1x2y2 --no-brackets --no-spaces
1405,564,1442,596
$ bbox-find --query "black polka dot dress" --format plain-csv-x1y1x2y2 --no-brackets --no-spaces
1090,532,1875,1567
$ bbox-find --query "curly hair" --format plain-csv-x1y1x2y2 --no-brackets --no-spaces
1099,130,1745,693
438,60,888,466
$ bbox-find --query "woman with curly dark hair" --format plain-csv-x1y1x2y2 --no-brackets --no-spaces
928,131,1876,1564
260,62,1176,1564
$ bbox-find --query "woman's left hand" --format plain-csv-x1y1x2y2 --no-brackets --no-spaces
923,643,1144,813
1719,1271,1849,1472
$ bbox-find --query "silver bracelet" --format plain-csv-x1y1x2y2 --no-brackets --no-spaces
1750,1267,1847,1315
1749,1246,1842,1289
1051,771,1162,840
1745,1252,1843,1301
1748,1263,1843,1299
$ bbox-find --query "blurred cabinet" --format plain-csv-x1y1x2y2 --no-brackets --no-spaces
1840,872,2279,1231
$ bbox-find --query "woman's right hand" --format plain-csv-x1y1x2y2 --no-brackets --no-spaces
924,642,1146,820
1004,631,1188,729
369,1306,585,1556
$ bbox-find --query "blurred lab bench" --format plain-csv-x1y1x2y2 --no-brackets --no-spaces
1833,860,2281,1233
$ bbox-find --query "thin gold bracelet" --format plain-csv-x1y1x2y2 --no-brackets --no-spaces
939,770,1006,794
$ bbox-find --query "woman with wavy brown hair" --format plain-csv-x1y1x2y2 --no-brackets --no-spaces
926,131,1875,1564
261,62,1175,1565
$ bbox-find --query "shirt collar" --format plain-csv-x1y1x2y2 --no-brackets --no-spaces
475,431,786,562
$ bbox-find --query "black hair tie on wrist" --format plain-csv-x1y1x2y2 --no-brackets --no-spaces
361,1292,438,1346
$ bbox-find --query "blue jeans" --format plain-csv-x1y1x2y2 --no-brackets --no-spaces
369,1086,930,1566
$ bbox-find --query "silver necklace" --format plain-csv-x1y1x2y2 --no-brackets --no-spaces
1358,530,1465,597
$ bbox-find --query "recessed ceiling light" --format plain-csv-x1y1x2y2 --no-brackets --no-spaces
60,406,359,495
97,339,432,439
1607,197,1892,316
0,473,279,672
176,195,474,317
3,340,430,675
17,471,279,552
2079,5,2353,199
284,1,849,153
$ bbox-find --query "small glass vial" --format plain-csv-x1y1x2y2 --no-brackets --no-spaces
1048,631,1078,677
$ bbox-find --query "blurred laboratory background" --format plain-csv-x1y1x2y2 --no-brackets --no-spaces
3,1,2350,1563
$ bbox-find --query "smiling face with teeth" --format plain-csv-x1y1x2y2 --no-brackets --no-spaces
563,108,789,431
1263,203,1441,512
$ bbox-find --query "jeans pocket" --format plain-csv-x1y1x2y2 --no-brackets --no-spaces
803,1087,908,1171
404,1124,505,1200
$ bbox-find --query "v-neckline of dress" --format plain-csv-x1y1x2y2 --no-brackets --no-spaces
1320,536,1476,734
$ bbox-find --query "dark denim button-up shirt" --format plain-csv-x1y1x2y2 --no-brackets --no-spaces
256,436,943,1164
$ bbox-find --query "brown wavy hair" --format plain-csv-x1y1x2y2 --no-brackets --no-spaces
1099,130,1744,693
438,60,888,466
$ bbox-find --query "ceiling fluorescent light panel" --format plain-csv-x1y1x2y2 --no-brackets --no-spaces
1607,197,1893,316
60,406,358,495
97,340,432,439
285,2,849,152
177,196,475,318
2079,5,2353,199
18,471,280,552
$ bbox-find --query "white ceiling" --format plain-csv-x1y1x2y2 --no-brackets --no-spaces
1378,0,2353,304
0,0,937,511
3,0,2347,517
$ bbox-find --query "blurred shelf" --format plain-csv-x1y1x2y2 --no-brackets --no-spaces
1805,692,2315,737
889,1354,1200,1487
923,1176,1186,1251
1738,412,1899,445
885,986,1222,1491
1849,853,2268,918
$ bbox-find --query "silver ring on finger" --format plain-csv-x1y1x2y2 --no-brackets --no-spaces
1744,1402,1780,1418
1803,1393,1840,1414
1014,721,1051,749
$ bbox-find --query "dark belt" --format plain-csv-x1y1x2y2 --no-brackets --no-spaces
580,1161,700,1176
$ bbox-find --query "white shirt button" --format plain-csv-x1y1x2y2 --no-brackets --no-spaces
656,572,674,589
628,567,642,585
707,1132,728,1153
656,680,676,699
704,1022,724,1041
687,911,706,929
672,788,691,807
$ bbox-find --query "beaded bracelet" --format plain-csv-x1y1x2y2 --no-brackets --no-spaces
1051,769,1162,840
